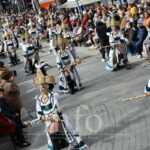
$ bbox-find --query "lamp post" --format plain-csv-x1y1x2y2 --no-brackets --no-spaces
15,0,21,13
75,0,82,19
32,0,41,14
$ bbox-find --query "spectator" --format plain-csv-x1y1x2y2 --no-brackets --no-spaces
128,3,138,20
73,22,83,46
124,22,137,55
143,24,150,59
143,12,150,28
82,10,90,31
0,88,30,147
96,21,109,62
0,71,23,129
134,19,148,58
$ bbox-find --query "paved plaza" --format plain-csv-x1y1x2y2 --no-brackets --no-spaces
1,43,150,150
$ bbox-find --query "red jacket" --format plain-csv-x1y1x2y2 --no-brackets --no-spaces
82,14,90,30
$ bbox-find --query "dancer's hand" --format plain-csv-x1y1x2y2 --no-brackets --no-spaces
59,68,63,72
23,121,31,125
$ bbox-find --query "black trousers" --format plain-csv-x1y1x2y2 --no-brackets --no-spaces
65,75,76,94
99,38,109,59
15,109,25,144
8,53,18,65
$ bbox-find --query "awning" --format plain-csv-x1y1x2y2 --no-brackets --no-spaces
59,0,101,8
59,0,82,8
39,0,55,9
82,0,101,5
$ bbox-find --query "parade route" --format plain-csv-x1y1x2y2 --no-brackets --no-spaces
1,44,150,150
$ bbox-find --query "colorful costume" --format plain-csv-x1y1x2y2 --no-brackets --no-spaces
34,92,88,150
56,49,82,94
31,75,88,150
21,42,39,74
3,37,18,66
106,31,129,71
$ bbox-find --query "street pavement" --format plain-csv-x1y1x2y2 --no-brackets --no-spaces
1,42,150,150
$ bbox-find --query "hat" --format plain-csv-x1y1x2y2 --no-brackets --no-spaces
47,19,55,26
3,31,9,39
61,21,67,29
33,69,56,86
110,17,117,27
45,76,55,85
49,18,56,26
57,35,68,46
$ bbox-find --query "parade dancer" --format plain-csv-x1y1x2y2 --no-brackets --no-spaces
66,40,77,60
56,36,82,94
3,33,18,66
0,39,5,58
144,79,150,96
48,19,58,54
28,24,42,50
25,75,88,150
106,24,130,71
21,38,39,75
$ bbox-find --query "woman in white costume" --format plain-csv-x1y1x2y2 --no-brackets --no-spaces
106,25,130,71
56,36,82,94
25,74,88,150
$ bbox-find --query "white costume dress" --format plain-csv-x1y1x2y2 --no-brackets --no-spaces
106,31,128,71
32,92,88,150
56,49,82,93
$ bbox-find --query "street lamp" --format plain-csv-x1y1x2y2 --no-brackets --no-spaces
75,0,82,19
15,0,21,13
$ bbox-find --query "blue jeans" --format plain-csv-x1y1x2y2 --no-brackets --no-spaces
134,43,143,55
127,44,135,55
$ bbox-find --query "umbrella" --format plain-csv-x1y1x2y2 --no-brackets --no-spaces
59,0,82,8
82,0,101,5
59,0,101,8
